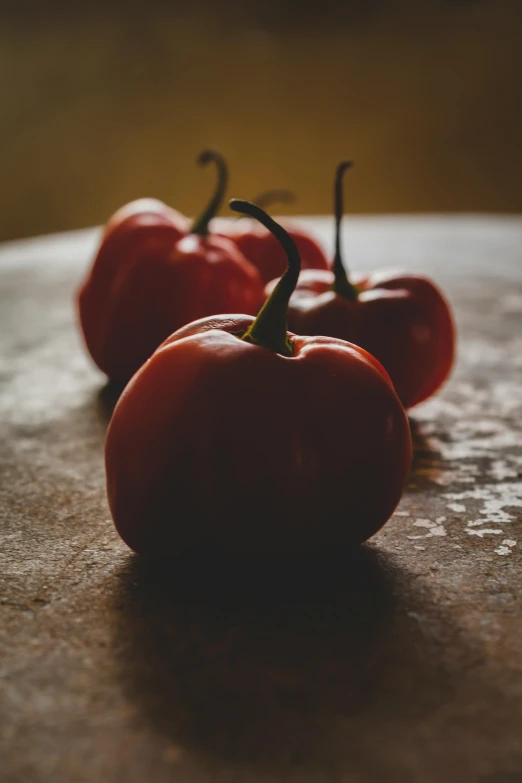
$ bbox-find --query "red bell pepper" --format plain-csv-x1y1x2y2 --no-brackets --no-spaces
223,191,329,285
273,162,455,409
78,149,263,384
105,200,412,559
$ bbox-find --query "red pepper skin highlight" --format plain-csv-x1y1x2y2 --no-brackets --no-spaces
77,151,264,384
270,162,455,409
103,197,189,241
105,200,412,559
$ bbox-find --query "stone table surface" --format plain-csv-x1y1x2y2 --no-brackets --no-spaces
1,216,521,783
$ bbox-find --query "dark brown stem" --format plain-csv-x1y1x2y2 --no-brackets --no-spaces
190,149,228,236
332,161,358,301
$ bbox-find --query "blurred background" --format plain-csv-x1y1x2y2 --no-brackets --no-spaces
1,0,522,242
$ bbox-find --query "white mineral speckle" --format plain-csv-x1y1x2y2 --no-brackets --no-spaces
467,528,503,538
407,365,521,549
447,502,466,513
444,483,522,524
410,518,447,539
429,525,447,537
490,460,519,481
414,519,434,528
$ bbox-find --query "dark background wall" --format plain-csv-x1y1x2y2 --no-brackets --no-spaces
1,0,522,241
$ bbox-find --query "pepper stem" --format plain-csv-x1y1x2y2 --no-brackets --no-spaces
190,149,228,236
252,189,296,210
234,189,295,222
229,199,300,357
332,161,358,301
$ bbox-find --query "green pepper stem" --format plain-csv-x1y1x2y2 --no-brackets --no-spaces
332,160,358,301
190,149,228,236
229,199,300,357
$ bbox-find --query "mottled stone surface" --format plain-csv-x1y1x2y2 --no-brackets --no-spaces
1,217,521,783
